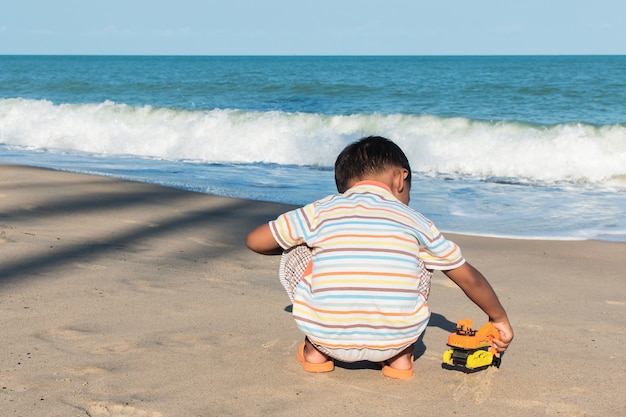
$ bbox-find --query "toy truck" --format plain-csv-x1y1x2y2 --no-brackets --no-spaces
442,319,501,370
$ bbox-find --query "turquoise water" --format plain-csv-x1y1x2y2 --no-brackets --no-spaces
1,55,625,241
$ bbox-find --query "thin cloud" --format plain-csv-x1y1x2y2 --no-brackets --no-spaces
102,25,133,36
488,24,524,35
28,28,58,36
156,27,193,37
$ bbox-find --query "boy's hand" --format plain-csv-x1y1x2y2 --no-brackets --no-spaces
490,319,514,354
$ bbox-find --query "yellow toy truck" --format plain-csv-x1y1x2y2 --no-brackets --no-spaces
442,319,501,370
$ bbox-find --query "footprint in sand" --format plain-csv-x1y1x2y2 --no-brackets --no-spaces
86,402,163,417
0,229,16,243
38,326,93,341
37,326,140,355
262,339,279,348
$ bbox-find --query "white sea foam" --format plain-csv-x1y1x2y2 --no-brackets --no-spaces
1,98,625,188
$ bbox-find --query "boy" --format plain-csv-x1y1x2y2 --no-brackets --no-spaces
246,136,513,379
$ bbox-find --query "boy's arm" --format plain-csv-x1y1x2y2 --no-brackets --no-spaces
443,262,514,353
246,224,283,255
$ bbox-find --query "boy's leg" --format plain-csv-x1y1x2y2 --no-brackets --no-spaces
278,245,312,302
279,246,334,371
297,337,334,372
381,344,414,379
384,344,414,370
382,261,428,380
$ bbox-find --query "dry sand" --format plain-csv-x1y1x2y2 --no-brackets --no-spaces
1,163,625,417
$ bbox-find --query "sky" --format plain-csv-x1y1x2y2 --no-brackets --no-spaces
2,0,625,55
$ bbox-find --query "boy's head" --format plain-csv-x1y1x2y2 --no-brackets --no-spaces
334,136,412,194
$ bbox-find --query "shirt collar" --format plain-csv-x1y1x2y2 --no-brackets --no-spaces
346,180,393,195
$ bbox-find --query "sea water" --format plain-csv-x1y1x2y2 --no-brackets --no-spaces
1,55,625,241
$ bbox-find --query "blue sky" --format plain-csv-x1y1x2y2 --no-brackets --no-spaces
2,0,625,55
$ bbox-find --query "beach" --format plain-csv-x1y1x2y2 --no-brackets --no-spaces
3,56,626,241
1,163,625,417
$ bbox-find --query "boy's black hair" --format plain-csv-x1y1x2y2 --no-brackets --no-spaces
334,136,412,193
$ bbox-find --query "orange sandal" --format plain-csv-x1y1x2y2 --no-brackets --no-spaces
381,350,414,379
381,364,413,379
297,342,334,373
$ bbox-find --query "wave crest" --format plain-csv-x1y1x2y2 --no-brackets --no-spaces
1,98,625,186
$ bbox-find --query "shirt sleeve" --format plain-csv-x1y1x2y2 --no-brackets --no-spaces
269,202,317,249
418,221,466,270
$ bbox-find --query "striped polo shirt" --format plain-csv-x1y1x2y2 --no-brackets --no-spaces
269,181,465,361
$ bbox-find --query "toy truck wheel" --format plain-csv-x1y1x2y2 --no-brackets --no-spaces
443,349,454,365
466,350,494,369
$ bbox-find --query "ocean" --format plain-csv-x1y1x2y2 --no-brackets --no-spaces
1,55,625,242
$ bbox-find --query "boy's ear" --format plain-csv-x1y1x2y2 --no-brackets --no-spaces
393,168,408,193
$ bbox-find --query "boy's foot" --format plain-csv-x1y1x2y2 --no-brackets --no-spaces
381,345,414,379
381,363,413,379
297,340,334,373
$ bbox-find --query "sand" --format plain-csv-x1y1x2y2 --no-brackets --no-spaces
1,163,625,417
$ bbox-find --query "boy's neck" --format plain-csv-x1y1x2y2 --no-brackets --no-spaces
349,180,391,193
347,167,410,205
